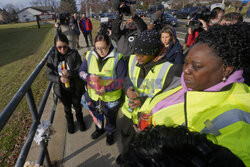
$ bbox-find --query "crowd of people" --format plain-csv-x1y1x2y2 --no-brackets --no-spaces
47,3,250,166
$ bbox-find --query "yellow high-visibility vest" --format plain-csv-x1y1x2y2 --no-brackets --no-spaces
149,83,250,166
122,54,173,124
86,50,123,102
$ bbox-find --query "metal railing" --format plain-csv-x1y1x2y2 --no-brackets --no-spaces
0,46,58,167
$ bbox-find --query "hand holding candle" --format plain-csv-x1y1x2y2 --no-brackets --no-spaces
61,61,70,88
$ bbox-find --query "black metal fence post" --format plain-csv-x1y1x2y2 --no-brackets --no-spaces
26,88,39,122
0,47,60,167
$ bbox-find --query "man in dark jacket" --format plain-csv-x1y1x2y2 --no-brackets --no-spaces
111,5,147,63
72,13,80,48
69,14,81,49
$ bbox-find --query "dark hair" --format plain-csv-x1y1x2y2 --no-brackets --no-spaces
160,25,176,45
94,33,111,46
210,8,225,19
54,33,69,46
219,12,243,24
123,125,245,167
194,23,250,70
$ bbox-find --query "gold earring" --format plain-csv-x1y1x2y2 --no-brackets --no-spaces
222,77,226,82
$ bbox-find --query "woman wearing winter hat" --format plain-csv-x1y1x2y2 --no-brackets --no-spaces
116,30,183,165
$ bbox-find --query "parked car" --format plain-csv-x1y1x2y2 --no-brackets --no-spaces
148,4,164,15
165,9,178,16
99,13,116,21
173,7,198,19
164,13,178,26
136,9,147,17
91,13,99,19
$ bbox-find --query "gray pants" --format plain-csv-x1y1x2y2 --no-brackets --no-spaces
61,25,77,49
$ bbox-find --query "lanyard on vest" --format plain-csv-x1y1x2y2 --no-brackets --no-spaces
130,56,172,98
87,50,119,80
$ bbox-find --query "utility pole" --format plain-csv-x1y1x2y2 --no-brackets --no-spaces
86,0,88,17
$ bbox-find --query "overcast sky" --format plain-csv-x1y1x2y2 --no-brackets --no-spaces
0,0,31,9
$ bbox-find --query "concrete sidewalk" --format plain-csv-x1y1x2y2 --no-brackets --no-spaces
26,25,122,167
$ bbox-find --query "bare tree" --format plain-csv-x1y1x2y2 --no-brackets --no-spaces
80,0,109,14
30,0,60,9
3,3,20,13
59,0,77,13
3,3,19,22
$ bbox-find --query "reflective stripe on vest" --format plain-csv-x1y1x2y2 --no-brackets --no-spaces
130,55,137,82
144,61,172,98
87,51,92,71
130,55,172,98
200,109,250,136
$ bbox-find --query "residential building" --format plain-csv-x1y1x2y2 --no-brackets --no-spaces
17,6,55,22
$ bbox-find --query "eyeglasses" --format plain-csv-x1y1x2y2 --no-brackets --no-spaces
95,46,108,51
57,45,68,50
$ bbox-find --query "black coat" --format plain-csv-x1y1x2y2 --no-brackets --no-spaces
111,14,147,59
46,47,85,98
164,40,184,64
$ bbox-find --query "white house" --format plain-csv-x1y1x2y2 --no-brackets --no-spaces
17,6,55,22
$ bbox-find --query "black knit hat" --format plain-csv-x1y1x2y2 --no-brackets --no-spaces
133,30,162,57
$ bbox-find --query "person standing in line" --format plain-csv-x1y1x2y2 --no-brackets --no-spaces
69,14,80,50
116,30,183,165
146,23,250,166
79,32,127,145
209,3,225,25
159,25,184,64
111,5,147,63
79,13,93,47
73,13,80,49
47,33,86,134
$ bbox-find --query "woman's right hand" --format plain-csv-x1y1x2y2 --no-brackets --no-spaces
126,87,138,99
60,76,69,83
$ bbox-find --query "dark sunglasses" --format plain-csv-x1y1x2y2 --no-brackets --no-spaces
57,45,68,50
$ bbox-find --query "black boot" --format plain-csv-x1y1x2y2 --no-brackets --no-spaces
76,112,86,131
116,154,124,165
106,133,115,145
66,114,74,134
91,128,105,139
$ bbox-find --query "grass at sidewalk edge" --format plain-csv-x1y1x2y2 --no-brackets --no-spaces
0,19,100,167
0,23,54,167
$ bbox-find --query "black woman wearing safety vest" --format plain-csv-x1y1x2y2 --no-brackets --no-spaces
144,23,250,166
79,32,127,145
116,30,183,164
